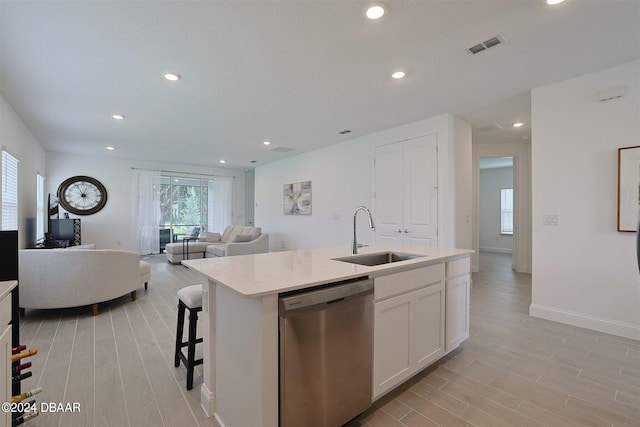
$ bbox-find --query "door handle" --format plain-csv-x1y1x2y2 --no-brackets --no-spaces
404,229,409,233
396,229,402,233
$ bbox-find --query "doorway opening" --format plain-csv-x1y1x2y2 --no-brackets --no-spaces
478,157,516,273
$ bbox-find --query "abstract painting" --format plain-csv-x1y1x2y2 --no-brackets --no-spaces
284,181,312,215
618,146,640,231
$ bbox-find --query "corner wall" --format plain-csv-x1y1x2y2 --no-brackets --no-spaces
0,93,46,248
531,60,640,339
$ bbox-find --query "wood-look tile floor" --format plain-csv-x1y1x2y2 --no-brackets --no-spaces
17,252,640,426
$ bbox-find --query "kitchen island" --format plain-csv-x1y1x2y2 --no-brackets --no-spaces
183,243,472,427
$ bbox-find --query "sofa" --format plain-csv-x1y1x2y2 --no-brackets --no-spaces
164,225,269,264
18,247,151,315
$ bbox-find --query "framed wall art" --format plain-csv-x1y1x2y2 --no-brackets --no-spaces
617,146,640,232
283,181,312,215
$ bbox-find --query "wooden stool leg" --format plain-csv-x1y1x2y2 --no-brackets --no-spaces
186,309,199,390
174,302,186,367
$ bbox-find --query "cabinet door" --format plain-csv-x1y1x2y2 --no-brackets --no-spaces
413,283,445,370
373,292,412,399
403,134,438,247
445,273,470,352
0,325,10,427
374,142,403,243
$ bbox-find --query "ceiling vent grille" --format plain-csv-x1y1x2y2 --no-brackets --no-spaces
476,124,503,133
267,145,294,153
467,34,506,55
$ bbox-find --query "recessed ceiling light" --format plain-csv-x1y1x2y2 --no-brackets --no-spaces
513,122,525,128
106,146,115,151
164,72,181,81
111,114,125,120
365,4,386,20
546,0,565,5
392,71,406,79
219,160,226,164
263,141,271,146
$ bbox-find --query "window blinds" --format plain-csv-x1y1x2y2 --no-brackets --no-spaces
2,150,19,230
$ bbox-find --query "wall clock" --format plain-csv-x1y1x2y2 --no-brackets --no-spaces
57,175,108,215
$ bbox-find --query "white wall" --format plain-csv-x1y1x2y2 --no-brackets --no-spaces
0,93,46,249
531,60,640,340
479,166,514,253
46,152,248,252
254,113,472,252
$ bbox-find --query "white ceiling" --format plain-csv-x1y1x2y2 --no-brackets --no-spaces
1,0,638,170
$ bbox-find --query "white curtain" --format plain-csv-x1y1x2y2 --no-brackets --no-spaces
207,176,234,232
135,169,162,254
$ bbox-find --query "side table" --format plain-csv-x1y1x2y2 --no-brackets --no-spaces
182,237,199,261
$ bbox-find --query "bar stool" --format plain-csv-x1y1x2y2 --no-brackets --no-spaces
174,284,203,390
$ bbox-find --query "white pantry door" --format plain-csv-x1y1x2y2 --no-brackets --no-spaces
374,134,438,246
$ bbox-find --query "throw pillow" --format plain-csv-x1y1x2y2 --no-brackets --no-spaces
205,232,221,242
232,234,254,243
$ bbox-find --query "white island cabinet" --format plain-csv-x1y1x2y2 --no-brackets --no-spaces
183,244,472,427
445,257,471,352
372,264,445,399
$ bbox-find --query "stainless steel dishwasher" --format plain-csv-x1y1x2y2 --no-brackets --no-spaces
279,277,374,427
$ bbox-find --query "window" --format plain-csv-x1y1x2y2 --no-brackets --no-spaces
36,174,45,241
159,175,234,241
160,176,206,239
1,150,19,230
500,188,513,235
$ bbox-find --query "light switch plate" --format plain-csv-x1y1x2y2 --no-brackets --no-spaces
543,214,559,225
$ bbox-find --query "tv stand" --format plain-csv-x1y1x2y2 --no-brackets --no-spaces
49,218,81,246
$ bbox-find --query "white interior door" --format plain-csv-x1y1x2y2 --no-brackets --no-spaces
374,142,403,243
403,134,438,247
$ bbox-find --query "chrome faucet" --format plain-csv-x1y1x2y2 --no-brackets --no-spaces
352,206,375,254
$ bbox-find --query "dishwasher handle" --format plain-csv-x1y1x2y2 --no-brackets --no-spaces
279,278,373,314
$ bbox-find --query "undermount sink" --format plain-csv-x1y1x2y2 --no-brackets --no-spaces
333,251,426,267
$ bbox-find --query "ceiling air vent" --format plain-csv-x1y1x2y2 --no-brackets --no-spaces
476,124,503,133
467,34,506,55
267,145,294,153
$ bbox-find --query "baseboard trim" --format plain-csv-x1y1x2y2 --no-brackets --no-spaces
479,246,513,254
529,304,640,340
200,383,215,418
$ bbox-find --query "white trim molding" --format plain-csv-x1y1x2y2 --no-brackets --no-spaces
530,304,640,340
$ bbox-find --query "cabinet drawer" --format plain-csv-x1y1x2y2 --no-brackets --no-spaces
446,257,470,279
375,264,444,301
0,293,10,326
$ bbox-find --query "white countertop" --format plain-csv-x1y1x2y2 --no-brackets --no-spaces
182,243,473,297
0,280,18,301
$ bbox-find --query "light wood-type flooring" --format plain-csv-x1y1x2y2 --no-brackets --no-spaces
17,252,639,426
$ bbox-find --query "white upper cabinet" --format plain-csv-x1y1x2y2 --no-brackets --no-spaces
374,134,438,246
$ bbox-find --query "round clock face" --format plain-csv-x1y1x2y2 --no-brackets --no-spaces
57,176,108,215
